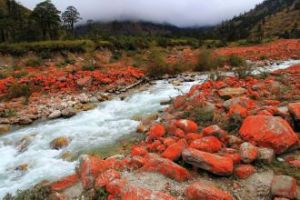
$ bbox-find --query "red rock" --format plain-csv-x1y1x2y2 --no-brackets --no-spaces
182,148,233,176
50,174,79,191
185,181,233,200
76,76,92,87
189,136,222,153
127,156,147,169
240,142,258,163
162,137,177,146
106,179,128,197
186,133,202,143
288,102,300,120
147,140,162,152
131,146,148,157
140,154,191,181
202,125,224,137
95,169,121,189
79,155,122,189
222,153,241,165
175,119,198,133
228,104,248,119
161,139,187,161
148,124,166,140
288,160,300,168
234,164,256,179
173,128,185,138
218,87,247,98
271,175,297,199
239,116,298,154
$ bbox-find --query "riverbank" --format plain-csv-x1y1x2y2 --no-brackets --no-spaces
1,60,300,199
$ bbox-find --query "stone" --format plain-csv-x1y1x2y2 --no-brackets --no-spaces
122,185,176,200
189,136,222,153
240,116,298,154
175,119,198,133
288,102,300,130
50,137,70,150
140,154,191,182
185,181,233,200
161,139,187,161
218,87,247,99
48,110,62,119
50,174,79,191
95,169,121,189
182,148,233,176
147,124,166,140
16,135,35,152
240,142,258,163
0,124,10,134
234,164,256,179
61,107,76,118
257,147,275,164
271,175,297,199
223,97,256,110
130,146,148,157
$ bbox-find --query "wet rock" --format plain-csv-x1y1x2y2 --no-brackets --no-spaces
218,87,247,99
16,135,35,152
240,115,299,154
147,124,166,140
140,154,191,181
96,92,110,101
50,137,70,150
61,107,76,118
271,175,297,199
185,181,233,200
81,103,97,111
175,119,198,133
48,110,62,119
15,163,29,172
50,174,79,191
257,147,275,164
189,136,222,153
240,142,258,163
0,124,10,134
234,164,256,179
182,148,233,176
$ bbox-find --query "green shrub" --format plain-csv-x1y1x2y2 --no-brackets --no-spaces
82,65,95,71
195,49,225,71
13,70,28,79
228,54,246,67
25,58,42,67
6,83,32,100
145,48,172,77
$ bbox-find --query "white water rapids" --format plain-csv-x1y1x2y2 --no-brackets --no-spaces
0,60,299,198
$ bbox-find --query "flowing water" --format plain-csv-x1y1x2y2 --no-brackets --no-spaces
0,60,299,198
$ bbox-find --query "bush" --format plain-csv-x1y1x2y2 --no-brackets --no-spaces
228,54,246,67
144,48,172,77
6,83,32,100
195,49,225,71
82,65,95,71
3,185,51,200
25,58,42,67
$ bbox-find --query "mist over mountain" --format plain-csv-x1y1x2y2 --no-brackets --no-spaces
19,0,264,27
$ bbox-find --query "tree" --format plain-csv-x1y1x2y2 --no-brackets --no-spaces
31,0,61,40
62,6,81,33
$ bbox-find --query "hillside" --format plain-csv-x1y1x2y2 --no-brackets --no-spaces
216,0,300,40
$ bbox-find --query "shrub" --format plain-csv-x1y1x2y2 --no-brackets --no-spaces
3,185,51,200
6,83,32,100
82,65,95,71
195,49,225,71
25,58,42,67
232,63,254,79
144,48,172,77
13,70,28,79
228,54,246,67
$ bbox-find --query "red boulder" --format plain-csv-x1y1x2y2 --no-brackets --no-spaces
189,136,222,153
234,164,256,179
240,116,298,154
176,119,198,133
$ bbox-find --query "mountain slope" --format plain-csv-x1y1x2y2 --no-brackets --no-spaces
216,0,300,40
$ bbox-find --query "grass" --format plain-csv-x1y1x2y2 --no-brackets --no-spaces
3,185,51,200
194,49,226,72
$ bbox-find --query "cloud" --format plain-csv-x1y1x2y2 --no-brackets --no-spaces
19,0,264,27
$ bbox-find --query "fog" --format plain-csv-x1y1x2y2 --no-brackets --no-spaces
19,0,264,27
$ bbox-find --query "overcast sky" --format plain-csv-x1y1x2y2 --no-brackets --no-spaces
18,0,264,27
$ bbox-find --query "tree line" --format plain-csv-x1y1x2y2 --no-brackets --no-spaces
0,0,81,42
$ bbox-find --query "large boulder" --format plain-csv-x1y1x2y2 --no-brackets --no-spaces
139,154,191,182
239,116,298,154
50,136,70,150
182,148,233,176
185,181,233,200
288,102,300,130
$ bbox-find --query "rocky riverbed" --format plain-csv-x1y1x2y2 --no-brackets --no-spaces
1,60,300,200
